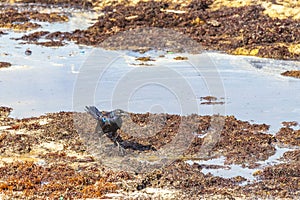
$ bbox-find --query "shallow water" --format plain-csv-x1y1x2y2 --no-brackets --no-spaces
186,145,295,184
0,6,299,134
0,8,97,116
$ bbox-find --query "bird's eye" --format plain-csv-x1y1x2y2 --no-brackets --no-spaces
102,118,107,122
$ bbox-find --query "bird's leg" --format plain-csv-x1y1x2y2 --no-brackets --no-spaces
113,133,125,155
105,131,125,155
115,140,125,155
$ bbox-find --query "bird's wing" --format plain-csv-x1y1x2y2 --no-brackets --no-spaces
85,106,103,119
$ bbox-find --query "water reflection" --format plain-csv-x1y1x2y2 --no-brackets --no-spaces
0,8,299,134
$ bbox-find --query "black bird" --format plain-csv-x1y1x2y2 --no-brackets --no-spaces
85,106,126,134
85,106,156,153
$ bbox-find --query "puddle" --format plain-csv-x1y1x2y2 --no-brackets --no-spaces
0,5,299,133
207,53,300,133
186,145,296,185
73,50,299,133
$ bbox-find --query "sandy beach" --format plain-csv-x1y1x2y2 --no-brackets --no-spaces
0,0,300,199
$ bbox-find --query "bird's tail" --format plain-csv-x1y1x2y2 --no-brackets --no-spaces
85,106,103,120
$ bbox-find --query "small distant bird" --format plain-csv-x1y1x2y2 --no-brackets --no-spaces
25,48,32,56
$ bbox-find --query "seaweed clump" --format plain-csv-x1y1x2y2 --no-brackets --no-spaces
0,62,11,69
281,70,300,79
0,161,118,199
